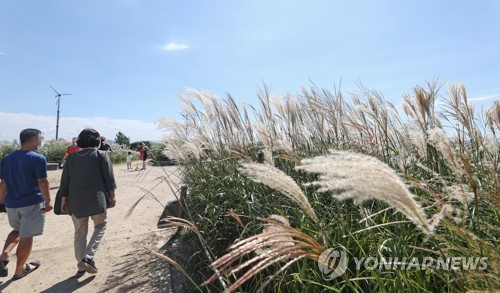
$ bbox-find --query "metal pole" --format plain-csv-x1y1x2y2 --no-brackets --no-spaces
55,95,60,140
50,86,71,141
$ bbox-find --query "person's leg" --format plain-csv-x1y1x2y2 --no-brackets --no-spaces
85,213,107,259
0,230,20,263
3,208,22,266
79,213,106,274
71,215,89,264
14,237,33,275
13,202,45,276
0,230,19,276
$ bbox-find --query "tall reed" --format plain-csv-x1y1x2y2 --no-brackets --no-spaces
156,80,499,292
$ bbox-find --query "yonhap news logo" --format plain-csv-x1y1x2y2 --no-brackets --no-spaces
318,247,347,280
317,248,489,281
353,256,488,271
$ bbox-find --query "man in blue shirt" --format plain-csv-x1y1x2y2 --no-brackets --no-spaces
0,128,53,280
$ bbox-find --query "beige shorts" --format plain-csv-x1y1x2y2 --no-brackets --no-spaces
6,202,46,238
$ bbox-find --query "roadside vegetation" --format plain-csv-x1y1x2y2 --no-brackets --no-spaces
0,138,141,165
157,80,499,292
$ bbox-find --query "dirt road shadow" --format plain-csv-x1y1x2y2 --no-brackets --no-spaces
98,229,178,293
38,275,96,293
98,227,212,292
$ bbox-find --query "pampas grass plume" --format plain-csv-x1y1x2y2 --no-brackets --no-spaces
239,162,318,220
297,150,432,234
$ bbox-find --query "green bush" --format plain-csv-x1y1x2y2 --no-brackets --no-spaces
39,140,68,162
0,143,17,160
1,140,140,166
108,144,140,164
130,141,152,150
149,143,173,165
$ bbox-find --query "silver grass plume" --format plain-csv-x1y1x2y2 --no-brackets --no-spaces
274,139,294,154
202,216,325,292
406,123,427,157
261,147,274,165
446,184,474,206
430,204,459,234
484,99,500,131
427,127,459,174
482,137,499,156
184,141,206,160
255,215,294,255
239,162,318,220
297,150,432,234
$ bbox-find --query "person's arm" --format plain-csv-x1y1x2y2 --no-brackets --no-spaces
57,164,70,213
38,178,53,212
36,156,52,212
60,152,69,166
107,190,116,208
0,180,6,203
98,152,117,207
61,196,69,213
99,152,117,190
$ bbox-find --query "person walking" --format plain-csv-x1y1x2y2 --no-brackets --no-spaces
138,142,149,170
0,128,53,280
98,136,112,153
60,137,82,167
126,151,132,170
57,128,117,277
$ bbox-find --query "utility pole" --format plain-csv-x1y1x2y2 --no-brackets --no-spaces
50,86,72,140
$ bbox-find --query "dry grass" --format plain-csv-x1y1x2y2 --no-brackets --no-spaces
156,79,499,291
297,150,432,234
201,216,326,293
238,162,318,220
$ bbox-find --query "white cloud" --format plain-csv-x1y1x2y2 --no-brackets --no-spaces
160,42,190,52
0,112,167,143
469,94,499,102
0,51,6,55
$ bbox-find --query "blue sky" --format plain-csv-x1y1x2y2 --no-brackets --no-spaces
1,0,499,142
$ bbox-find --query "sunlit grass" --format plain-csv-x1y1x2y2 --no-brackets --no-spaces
152,80,499,292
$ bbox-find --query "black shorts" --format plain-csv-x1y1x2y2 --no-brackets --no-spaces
142,155,148,161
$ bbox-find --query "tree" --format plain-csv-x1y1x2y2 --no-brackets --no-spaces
130,141,152,150
115,131,130,146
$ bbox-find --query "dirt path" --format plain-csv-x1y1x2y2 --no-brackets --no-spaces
0,165,181,292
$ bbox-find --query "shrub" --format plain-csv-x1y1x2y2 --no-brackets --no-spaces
1,140,140,166
0,143,17,160
39,139,69,162
108,144,140,164
130,141,152,150
149,143,175,166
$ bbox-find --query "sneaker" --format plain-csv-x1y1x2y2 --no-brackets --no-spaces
81,258,98,274
74,270,86,278
77,260,86,271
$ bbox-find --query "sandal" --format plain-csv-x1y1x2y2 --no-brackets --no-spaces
0,260,9,277
12,261,40,280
